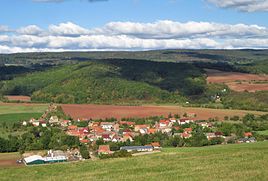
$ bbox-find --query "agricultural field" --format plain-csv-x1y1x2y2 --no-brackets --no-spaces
0,113,43,124
206,69,268,92
0,142,267,181
61,104,266,121
4,96,31,102
0,103,47,115
0,103,47,138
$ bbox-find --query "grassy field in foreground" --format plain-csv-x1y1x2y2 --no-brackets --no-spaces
0,142,267,181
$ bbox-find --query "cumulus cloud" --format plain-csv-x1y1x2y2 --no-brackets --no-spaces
17,25,43,35
0,25,10,33
0,20,268,53
49,22,90,36
95,20,267,39
207,0,268,12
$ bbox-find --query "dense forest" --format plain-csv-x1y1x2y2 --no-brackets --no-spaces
1,49,268,73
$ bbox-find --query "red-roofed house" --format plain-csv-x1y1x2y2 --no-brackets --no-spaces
100,122,115,131
181,132,192,139
148,128,157,134
169,118,177,123
80,139,89,144
122,133,134,142
151,142,161,149
184,128,192,133
68,125,78,130
178,118,194,125
102,134,112,142
134,124,150,132
159,120,170,128
98,145,112,155
244,132,253,138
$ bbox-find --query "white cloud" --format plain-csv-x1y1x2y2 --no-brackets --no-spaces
0,25,10,32
0,20,268,53
17,25,43,35
95,20,267,39
207,0,268,12
48,22,90,36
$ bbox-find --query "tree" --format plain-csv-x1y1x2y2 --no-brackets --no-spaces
80,144,90,159
189,128,209,147
224,116,229,121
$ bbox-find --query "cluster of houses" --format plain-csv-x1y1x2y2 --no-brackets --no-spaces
23,111,257,159
64,117,201,145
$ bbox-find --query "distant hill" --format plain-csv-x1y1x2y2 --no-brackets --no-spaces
0,51,267,111
1,49,268,73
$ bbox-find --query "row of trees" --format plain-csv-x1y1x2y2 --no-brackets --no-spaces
0,127,80,153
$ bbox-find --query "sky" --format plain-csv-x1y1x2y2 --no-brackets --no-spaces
0,0,268,53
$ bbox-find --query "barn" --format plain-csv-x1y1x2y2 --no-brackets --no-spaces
24,155,45,165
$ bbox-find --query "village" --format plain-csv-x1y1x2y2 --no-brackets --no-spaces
20,104,258,165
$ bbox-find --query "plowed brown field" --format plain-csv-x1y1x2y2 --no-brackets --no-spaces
4,96,31,102
61,104,266,121
206,69,268,92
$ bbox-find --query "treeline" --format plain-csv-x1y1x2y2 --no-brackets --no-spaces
0,64,54,81
0,127,80,153
222,91,268,112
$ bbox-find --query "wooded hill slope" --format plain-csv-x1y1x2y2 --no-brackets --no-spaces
0,59,207,104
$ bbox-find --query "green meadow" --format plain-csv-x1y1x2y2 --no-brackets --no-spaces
0,104,47,115
257,130,268,136
0,142,267,181
0,113,43,124
0,104,47,138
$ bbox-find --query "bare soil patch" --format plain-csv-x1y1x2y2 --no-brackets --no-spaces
61,104,266,121
206,69,268,92
0,153,22,168
0,159,22,168
4,95,31,102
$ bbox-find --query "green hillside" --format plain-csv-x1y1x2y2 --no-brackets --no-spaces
0,142,267,181
1,58,268,111
1,59,208,104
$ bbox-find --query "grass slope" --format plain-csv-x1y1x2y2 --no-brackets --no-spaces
0,104,47,115
0,113,42,124
257,130,268,136
0,142,267,181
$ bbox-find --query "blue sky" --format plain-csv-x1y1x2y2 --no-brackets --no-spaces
1,0,267,28
0,0,268,53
